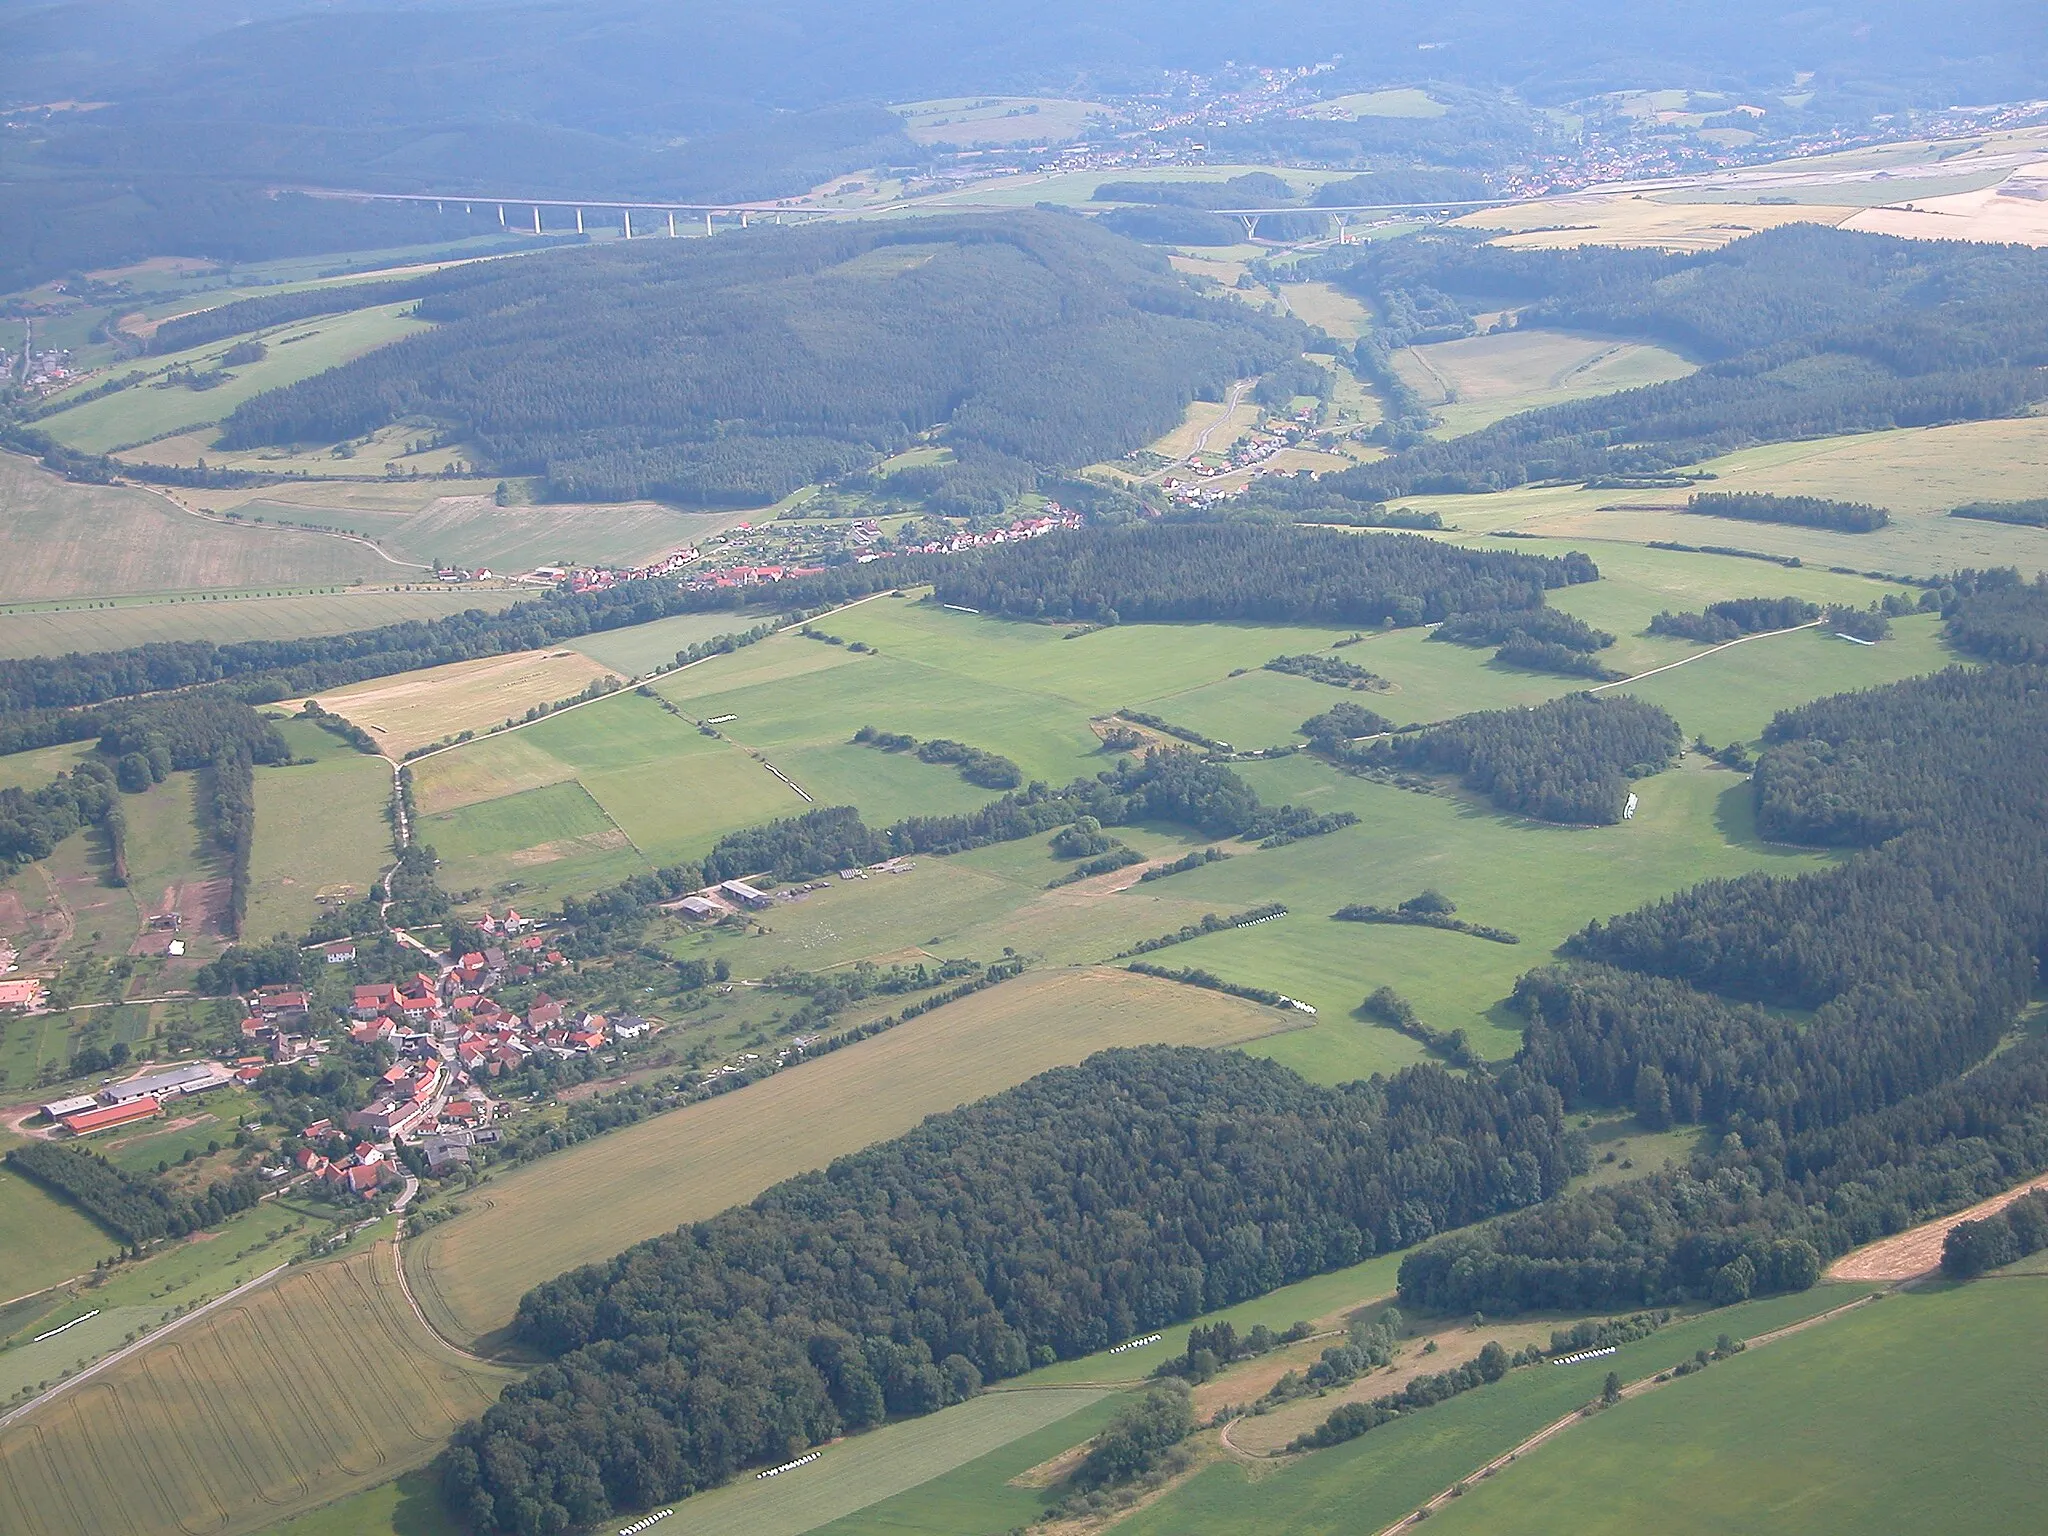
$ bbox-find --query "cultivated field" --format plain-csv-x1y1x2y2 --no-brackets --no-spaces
1311,87,1446,119
414,568,1951,1074
242,722,394,941
1415,1283,2048,1536
895,96,1107,146
0,453,389,600
0,586,525,659
404,965,1293,1345
660,1389,1117,1536
294,648,623,757
1452,196,1856,251
0,1239,516,1536
1114,1287,1878,1536
39,303,430,455
212,490,744,574
1280,280,1374,340
1404,416,2048,576
1393,328,1694,436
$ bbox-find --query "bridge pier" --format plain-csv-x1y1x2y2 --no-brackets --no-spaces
668,211,677,237
1333,213,1349,245
497,204,506,228
739,210,749,228
533,206,542,233
1239,214,1261,241
705,211,714,236
575,207,585,234
622,209,632,239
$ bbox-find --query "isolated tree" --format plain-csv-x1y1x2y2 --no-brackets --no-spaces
1633,1064,1673,1131
1602,1371,1622,1404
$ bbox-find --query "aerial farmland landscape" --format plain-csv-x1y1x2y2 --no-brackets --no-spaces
1,3,2047,1533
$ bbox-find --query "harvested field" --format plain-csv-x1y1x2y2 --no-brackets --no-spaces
1452,196,1855,251
405,965,1296,1346
293,649,623,757
0,453,387,601
1842,164,2048,246
1826,1171,2048,1281
0,1241,515,1536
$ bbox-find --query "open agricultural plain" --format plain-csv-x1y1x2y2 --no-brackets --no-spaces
6,147,2048,1536
0,1239,518,1536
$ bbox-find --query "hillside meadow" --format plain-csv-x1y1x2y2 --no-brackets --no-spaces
0,452,389,599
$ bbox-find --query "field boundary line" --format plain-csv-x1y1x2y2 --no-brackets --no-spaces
121,479,435,571
388,1224,498,1361
399,588,898,768
1368,1286,1888,1534
1589,618,1825,693
0,1261,291,1434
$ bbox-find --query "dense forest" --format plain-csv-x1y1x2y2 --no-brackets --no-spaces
1352,695,1680,823
215,215,1304,506
439,1046,1574,1530
1950,499,2048,528
1280,227,2048,502
931,524,1596,626
1942,575,2048,664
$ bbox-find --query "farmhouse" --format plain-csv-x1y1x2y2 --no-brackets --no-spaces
0,978,47,1010
323,940,358,964
718,879,771,909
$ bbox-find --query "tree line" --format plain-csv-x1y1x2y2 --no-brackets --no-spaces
7,1141,265,1247
438,1046,1575,1531
931,523,1597,627
1682,491,1889,532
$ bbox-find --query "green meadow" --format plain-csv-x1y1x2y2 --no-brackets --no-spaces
403,551,1955,1086
1417,1282,2048,1536
1117,1287,1879,1536
39,303,432,455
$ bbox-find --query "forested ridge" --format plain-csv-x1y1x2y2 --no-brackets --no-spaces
441,1047,1573,1530
1282,226,2048,500
931,523,1596,626
215,214,1304,506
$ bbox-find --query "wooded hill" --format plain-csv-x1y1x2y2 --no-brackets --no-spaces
1289,226,2048,500
216,214,1305,506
